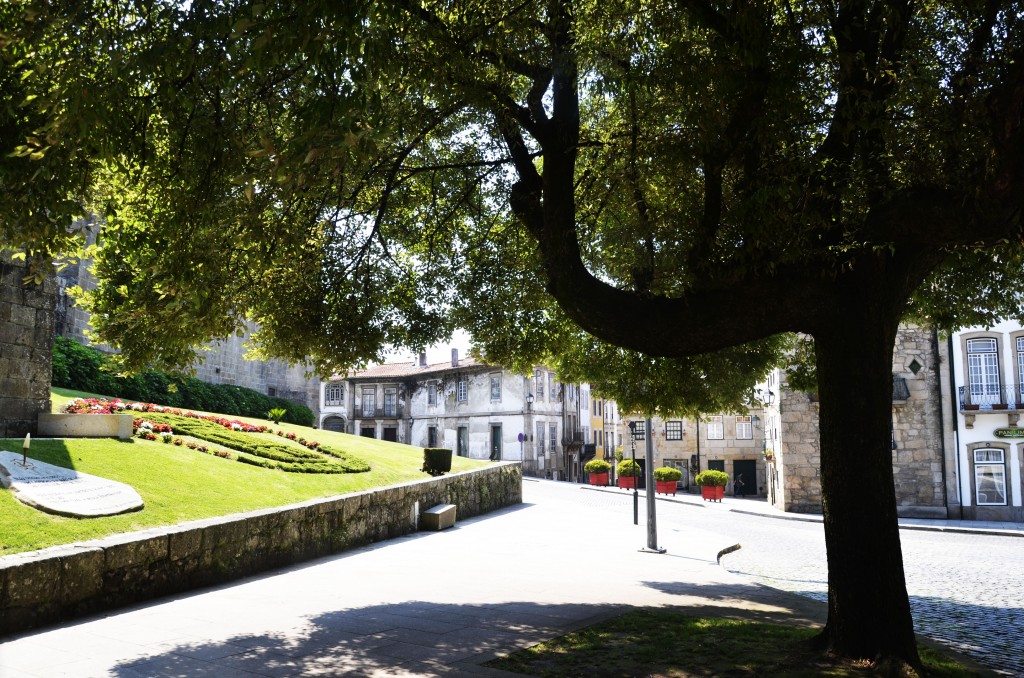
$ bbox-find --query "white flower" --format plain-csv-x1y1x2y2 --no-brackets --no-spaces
139,421,154,430
231,423,243,431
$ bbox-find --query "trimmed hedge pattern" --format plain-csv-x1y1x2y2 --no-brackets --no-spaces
143,412,370,474
52,336,314,426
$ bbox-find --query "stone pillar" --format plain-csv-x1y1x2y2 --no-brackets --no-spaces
0,251,56,437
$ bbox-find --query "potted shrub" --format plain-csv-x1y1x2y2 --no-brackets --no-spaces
617,459,640,489
694,469,729,502
653,466,682,495
584,458,611,486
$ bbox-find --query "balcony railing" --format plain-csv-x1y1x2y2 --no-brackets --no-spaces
958,385,1024,410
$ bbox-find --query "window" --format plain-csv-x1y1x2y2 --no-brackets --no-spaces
974,449,1007,505
707,416,724,440
665,421,683,441
736,416,753,440
457,426,468,457
548,372,556,400
967,338,1001,406
383,387,397,416
535,370,545,399
490,372,502,401
361,388,375,417
549,423,557,452
583,426,590,444
629,422,646,441
1017,337,1024,402
428,426,437,448
325,383,344,407
428,382,437,406
537,421,546,455
457,377,468,402
597,430,603,446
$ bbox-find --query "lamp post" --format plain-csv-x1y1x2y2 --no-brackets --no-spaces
642,417,664,553
628,421,638,525
524,392,535,473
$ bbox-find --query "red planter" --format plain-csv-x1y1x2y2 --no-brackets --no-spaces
589,472,609,486
618,476,637,490
655,480,677,495
701,485,724,502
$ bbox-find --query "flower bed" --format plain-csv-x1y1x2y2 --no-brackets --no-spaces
64,398,369,474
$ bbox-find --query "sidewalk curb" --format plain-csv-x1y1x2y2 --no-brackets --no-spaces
578,484,1024,538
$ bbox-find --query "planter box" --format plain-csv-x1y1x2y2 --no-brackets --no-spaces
700,485,724,502
589,472,609,486
992,403,1009,410
618,476,637,490
655,480,677,495
37,413,133,440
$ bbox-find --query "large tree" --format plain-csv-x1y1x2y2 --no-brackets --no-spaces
5,0,1024,670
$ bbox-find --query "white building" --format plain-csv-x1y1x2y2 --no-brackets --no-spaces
319,350,591,480
948,319,1024,521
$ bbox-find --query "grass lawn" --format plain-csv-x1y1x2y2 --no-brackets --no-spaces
485,609,983,677
0,389,489,556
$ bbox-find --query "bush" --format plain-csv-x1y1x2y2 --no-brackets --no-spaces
422,448,453,476
584,458,611,474
654,466,683,482
53,336,315,425
694,469,729,487
617,459,641,477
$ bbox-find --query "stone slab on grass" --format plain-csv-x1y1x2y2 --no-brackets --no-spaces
0,450,144,517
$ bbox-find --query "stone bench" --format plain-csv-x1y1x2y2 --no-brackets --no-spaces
420,503,457,531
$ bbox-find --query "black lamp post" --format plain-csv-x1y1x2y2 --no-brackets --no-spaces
628,421,638,525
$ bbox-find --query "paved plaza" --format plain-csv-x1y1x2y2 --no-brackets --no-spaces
2,478,1018,677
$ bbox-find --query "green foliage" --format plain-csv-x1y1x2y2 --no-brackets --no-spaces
267,407,287,424
142,413,369,474
617,459,641,478
653,466,683,482
695,470,729,487
52,337,313,425
785,335,818,394
583,458,611,474
422,448,453,477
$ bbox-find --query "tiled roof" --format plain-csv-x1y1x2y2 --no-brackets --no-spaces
339,356,490,381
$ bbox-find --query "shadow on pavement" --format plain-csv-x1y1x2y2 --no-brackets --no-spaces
108,600,622,677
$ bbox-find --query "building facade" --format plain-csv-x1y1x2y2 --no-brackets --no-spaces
947,319,1024,521
764,325,954,518
620,411,766,496
320,351,592,481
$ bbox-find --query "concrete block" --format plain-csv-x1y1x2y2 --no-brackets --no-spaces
37,413,134,440
420,503,457,531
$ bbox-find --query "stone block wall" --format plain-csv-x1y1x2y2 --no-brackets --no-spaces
0,252,56,438
0,463,522,636
772,325,948,516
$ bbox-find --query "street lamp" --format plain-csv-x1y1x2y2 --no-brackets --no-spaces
524,392,535,473
628,421,639,525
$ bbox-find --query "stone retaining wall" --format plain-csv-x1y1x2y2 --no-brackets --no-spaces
0,251,56,439
0,463,521,636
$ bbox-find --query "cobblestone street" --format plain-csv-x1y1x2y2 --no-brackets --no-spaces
578,488,1024,676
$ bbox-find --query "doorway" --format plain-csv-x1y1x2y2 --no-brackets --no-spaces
360,427,376,439
733,459,757,497
490,425,502,461
382,427,398,442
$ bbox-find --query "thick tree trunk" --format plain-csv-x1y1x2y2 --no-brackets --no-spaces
813,291,920,669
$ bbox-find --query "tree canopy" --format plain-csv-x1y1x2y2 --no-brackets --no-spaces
4,0,1024,669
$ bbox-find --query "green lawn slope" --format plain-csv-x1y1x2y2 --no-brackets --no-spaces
0,389,489,556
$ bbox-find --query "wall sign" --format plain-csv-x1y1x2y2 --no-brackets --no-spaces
993,427,1024,438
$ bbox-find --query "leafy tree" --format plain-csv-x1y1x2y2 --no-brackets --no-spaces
5,0,1024,671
